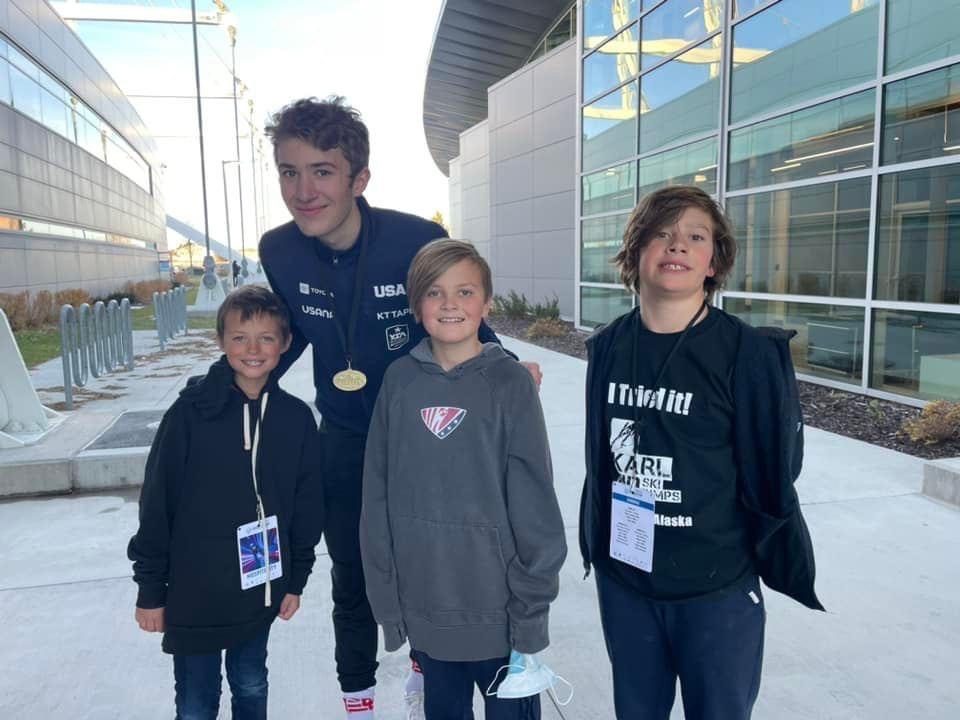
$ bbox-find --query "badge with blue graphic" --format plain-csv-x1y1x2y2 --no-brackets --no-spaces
237,515,282,590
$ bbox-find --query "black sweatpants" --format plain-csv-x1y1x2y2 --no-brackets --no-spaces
318,420,378,692
595,569,765,720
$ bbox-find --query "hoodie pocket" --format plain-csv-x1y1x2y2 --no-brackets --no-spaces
393,516,509,618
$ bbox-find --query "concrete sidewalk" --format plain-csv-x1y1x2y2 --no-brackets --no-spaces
1,336,958,718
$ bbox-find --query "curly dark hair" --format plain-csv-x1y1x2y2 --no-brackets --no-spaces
613,186,736,301
264,96,369,178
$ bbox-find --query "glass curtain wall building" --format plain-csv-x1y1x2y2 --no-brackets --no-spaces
578,0,960,403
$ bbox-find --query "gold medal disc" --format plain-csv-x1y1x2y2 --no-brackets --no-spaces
332,368,367,392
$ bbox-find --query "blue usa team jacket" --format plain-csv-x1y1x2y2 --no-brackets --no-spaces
259,197,502,434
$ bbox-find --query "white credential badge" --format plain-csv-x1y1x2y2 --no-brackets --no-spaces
609,481,655,572
237,515,282,590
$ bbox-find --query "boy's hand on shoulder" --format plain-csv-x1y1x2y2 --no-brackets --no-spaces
278,593,301,621
520,361,543,389
135,606,165,633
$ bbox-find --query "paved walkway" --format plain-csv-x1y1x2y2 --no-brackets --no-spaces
1,336,958,718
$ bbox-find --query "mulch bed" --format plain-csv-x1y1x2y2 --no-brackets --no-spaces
488,315,960,461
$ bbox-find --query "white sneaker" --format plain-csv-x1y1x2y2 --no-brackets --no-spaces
404,690,424,720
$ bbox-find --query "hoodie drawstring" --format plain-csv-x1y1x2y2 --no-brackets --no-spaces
246,392,272,607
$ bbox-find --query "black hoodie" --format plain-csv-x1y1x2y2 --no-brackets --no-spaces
128,357,324,655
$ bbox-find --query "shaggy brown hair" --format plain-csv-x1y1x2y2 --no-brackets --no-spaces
265,96,369,178
614,186,736,300
407,239,492,322
216,285,291,342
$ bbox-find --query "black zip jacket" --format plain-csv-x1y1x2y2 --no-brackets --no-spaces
127,357,325,654
259,196,503,434
580,308,824,610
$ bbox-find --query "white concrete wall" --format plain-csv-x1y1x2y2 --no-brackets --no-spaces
448,156,463,239
454,120,491,263
0,231,158,297
487,39,577,318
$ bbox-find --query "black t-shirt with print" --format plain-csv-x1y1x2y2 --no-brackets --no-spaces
597,306,753,600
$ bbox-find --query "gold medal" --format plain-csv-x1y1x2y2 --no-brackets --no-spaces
332,367,367,392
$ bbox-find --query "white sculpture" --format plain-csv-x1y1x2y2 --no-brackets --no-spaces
190,255,226,311
0,309,62,449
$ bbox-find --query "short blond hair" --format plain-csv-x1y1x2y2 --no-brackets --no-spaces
407,239,492,322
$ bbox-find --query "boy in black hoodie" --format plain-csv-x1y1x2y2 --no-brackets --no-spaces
128,285,324,719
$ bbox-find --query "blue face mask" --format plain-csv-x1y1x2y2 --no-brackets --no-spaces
486,651,573,705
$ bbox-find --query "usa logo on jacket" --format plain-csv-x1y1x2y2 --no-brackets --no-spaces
420,407,467,439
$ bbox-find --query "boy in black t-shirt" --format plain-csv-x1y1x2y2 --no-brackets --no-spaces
580,186,822,720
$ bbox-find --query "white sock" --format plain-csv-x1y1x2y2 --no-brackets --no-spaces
405,657,424,695
343,687,375,718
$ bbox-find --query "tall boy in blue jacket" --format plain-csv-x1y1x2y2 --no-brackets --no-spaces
580,186,823,720
258,97,541,719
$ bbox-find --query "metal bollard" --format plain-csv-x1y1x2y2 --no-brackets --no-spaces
154,287,189,350
59,298,135,410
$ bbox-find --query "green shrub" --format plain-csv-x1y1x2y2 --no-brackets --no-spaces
493,290,531,319
531,295,560,320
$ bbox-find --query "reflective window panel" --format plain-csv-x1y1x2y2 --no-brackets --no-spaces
885,0,960,74
9,66,42,122
875,164,960,304
544,5,576,54
584,24,638,101
583,81,639,173
641,0,724,71
724,297,865,384
0,58,10,105
584,0,639,50
732,0,774,18
871,309,960,400
582,213,631,283
583,162,636,215
637,135,717,198
41,90,69,138
6,43,37,80
727,178,870,298
728,89,875,190
638,36,721,154
730,0,879,124
581,286,635,327
882,63,960,166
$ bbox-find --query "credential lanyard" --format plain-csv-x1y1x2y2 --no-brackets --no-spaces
316,209,370,370
630,300,708,444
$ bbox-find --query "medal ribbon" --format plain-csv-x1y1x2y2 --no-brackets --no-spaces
316,202,371,374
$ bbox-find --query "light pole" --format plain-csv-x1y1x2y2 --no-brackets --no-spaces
222,159,239,286
248,98,260,242
190,0,216,295
226,18,249,280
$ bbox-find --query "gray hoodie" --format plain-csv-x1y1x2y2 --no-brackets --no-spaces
360,339,567,662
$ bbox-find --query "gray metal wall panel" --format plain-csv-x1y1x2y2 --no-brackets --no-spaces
494,115,533,161
533,138,575,196
486,41,577,316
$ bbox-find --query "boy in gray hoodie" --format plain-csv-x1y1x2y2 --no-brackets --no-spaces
360,239,567,719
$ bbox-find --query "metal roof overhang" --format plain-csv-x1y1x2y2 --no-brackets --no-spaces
423,0,571,175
